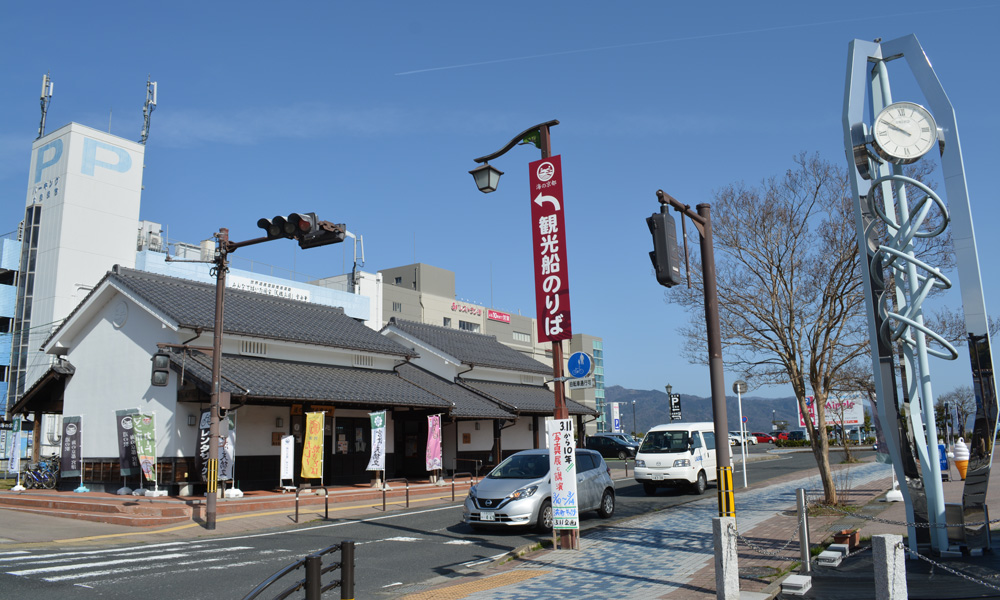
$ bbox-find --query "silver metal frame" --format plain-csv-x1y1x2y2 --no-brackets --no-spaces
843,34,998,554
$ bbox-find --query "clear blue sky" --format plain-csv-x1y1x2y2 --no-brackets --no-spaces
2,2,998,399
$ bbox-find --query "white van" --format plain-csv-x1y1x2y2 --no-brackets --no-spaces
634,422,719,495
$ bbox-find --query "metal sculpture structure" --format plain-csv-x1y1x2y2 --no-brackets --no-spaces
843,35,998,554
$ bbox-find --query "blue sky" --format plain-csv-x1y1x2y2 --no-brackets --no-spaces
2,2,998,399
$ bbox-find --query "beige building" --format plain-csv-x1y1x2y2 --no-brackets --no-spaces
378,263,607,434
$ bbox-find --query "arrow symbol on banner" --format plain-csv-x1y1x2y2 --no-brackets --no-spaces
534,193,561,211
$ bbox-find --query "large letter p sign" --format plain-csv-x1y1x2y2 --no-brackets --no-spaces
81,138,132,177
33,139,64,183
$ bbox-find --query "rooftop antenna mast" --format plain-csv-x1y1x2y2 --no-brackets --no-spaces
37,73,53,139
140,76,157,145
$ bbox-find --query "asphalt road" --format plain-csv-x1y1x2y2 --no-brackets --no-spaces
0,446,870,599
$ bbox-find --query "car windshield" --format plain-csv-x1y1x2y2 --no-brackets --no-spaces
638,430,690,453
488,454,550,480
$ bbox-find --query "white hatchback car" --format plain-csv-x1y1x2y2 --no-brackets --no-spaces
463,448,615,532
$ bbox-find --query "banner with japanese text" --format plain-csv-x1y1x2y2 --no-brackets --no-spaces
280,435,295,480
366,411,386,471
300,412,324,479
115,409,141,476
133,414,157,482
529,155,572,343
196,411,237,482
60,416,82,477
7,416,21,474
546,418,579,530
426,414,442,471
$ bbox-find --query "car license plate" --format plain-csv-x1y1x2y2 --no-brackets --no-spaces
479,511,495,522
652,474,664,481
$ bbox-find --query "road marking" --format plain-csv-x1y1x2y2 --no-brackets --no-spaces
461,552,508,568
54,496,464,543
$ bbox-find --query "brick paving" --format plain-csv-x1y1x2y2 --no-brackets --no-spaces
403,457,896,600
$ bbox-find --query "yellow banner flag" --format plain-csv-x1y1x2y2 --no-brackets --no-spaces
301,412,324,479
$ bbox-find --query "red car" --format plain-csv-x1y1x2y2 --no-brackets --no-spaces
751,432,775,443
775,432,789,441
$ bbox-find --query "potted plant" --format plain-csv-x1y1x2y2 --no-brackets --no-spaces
833,529,860,549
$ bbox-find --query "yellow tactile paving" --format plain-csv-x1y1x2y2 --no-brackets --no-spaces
399,569,550,599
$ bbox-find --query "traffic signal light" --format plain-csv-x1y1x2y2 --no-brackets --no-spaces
151,351,170,387
257,213,317,240
256,213,345,249
647,207,682,287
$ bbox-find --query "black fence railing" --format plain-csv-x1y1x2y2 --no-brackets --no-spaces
242,540,354,600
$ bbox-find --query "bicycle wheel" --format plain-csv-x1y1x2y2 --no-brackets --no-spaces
43,472,57,489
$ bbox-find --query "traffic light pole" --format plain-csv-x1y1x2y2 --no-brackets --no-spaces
655,190,734,518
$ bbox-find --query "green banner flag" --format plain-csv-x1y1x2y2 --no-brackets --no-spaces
133,414,157,482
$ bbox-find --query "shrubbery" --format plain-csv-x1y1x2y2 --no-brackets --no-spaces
773,439,811,448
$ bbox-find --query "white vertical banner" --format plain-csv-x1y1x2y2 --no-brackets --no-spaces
611,403,621,433
279,435,295,481
366,411,386,471
546,418,579,530
7,416,22,473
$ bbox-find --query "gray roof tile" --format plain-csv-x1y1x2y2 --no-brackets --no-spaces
99,267,412,356
169,351,451,409
384,318,550,374
395,363,514,420
460,379,596,416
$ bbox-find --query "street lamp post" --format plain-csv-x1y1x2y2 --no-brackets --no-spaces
632,400,637,437
471,120,579,550
733,380,748,488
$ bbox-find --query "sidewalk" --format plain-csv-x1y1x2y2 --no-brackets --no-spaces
396,459,898,600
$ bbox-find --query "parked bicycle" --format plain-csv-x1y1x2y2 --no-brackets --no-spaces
24,454,59,489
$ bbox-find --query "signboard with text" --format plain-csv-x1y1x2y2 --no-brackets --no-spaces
546,419,579,530
797,393,865,427
529,155,572,343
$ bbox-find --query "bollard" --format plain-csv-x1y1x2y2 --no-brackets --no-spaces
341,540,355,600
304,554,321,600
796,488,811,573
873,534,906,600
713,517,739,599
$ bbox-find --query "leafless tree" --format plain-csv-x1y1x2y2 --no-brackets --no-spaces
937,385,976,440
667,154,952,505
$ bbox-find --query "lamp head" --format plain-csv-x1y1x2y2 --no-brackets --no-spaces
469,163,503,193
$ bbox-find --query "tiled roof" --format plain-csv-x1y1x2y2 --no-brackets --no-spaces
383,318,550,375
395,363,514,420
460,379,596,416
96,267,412,356
169,351,451,409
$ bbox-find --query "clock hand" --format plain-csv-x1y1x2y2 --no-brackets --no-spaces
884,122,911,136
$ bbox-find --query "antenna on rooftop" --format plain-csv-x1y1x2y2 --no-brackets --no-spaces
37,73,53,139
140,76,157,145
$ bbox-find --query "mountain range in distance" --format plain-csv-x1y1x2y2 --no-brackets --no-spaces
603,384,821,434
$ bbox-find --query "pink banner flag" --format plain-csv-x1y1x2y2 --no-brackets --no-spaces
426,415,442,471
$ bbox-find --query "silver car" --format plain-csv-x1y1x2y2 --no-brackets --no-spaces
463,448,616,532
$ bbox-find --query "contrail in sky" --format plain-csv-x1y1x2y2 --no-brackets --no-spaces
395,6,990,76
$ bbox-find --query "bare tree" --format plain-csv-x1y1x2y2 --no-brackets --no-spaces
937,385,976,439
668,154,950,505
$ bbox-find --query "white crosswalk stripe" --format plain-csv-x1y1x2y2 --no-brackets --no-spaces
0,543,279,584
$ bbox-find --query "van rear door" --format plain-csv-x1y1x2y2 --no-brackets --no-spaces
701,431,718,482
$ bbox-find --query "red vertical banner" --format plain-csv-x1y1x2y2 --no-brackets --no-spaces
529,155,572,343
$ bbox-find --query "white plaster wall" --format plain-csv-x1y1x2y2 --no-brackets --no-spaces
61,291,181,458
501,420,535,451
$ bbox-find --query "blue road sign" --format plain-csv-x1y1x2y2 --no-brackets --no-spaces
567,352,593,379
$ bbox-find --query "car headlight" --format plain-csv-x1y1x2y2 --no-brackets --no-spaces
507,485,538,501
635,459,645,468
673,459,691,468
468,485,477,499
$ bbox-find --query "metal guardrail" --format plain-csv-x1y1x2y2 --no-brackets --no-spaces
242,540,354,600
451,472,476,501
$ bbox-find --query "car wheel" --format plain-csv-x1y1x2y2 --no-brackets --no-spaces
643,482,657,496
617,449,628,461
536,500,553,533
598,489,615,518
691,470,707,495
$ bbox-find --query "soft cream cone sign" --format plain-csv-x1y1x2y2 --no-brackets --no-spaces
954,438,970,480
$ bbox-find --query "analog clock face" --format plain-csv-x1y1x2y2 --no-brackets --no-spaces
872,101,937,164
